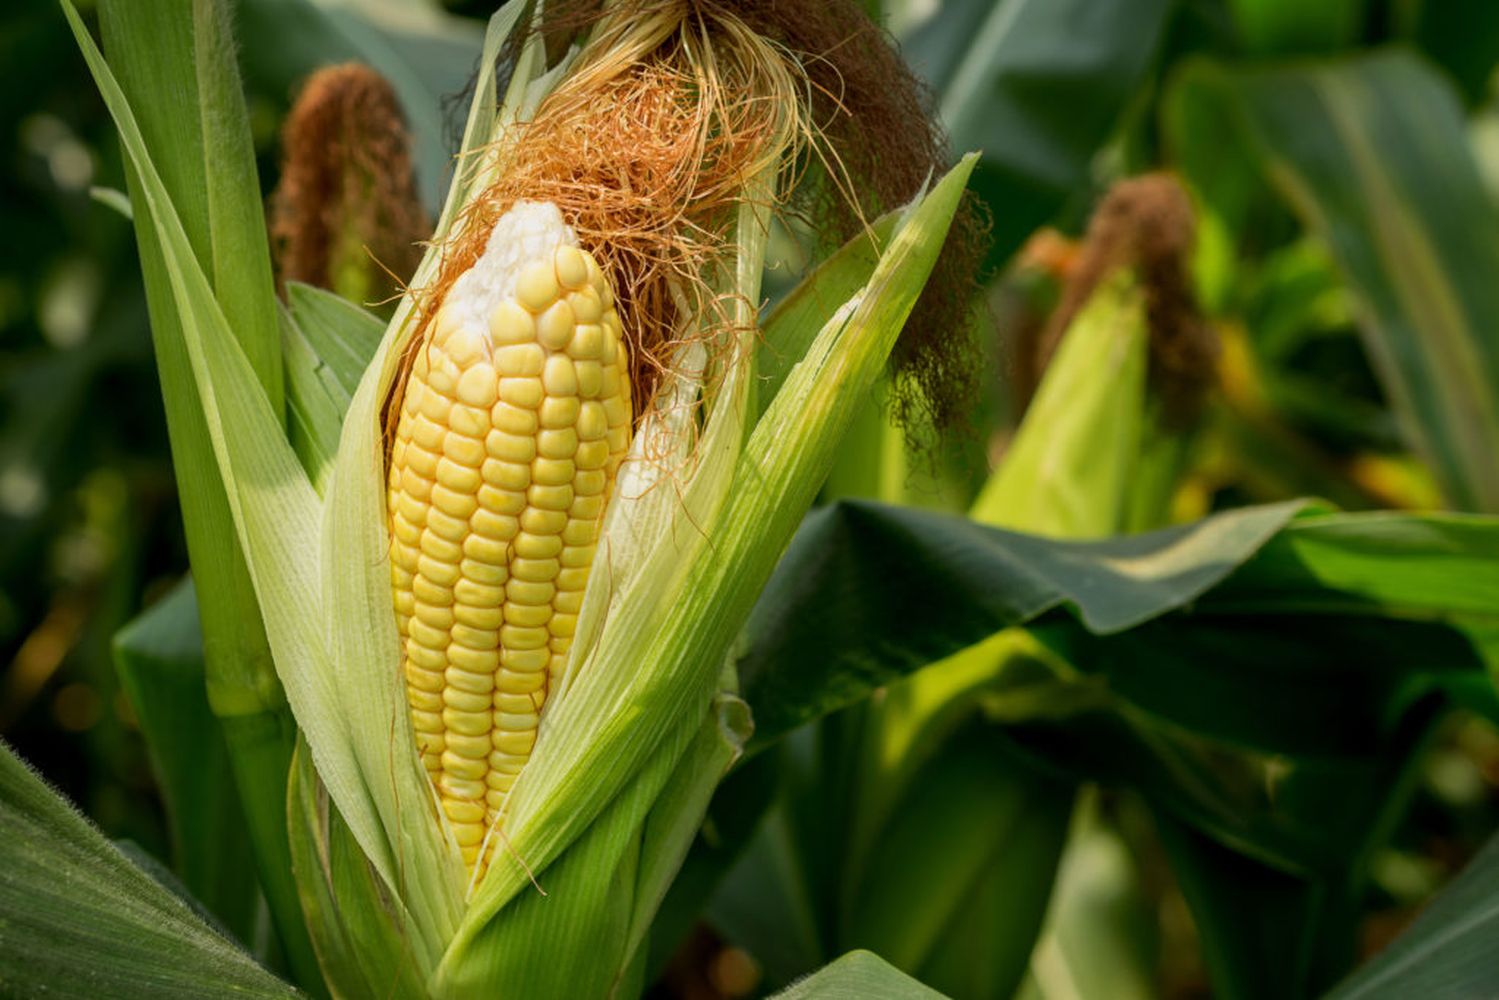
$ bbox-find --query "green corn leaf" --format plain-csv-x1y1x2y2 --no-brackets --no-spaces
1326,826,1499,999
771,950,946,1000
0,741,299,999
112,577,260,946
63,0,402,922
1168,51,1499,512
89,0,311,979
903,0,1173,266
284,282,386,400
282,307,349,493
841,723,1072,999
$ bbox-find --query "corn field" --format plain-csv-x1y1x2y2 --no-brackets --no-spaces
3,0,1499,997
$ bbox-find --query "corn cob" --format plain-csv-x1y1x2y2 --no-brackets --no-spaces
387,201,631,868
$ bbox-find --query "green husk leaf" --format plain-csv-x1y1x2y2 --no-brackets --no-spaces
0,740,299,999
970,273,1148,535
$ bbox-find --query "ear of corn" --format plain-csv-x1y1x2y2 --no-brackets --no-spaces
387,202,631,868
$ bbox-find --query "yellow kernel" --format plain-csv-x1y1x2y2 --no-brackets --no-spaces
575,359,603,397
542,355,577,396
575,438,609,469
443,433,486,468
451,823,485,848
506,579,555,605
501,625,549,649
495,343,544,378
502,647,551,673
537,300,575,351
435,457,482,493
448,403,488,438
504,601,552,627
409,617,448,649
532,458,575,487
414,601,453,629
419,383,451,422
486,461,530,492
411,415,445,451
406,643,446,671
443,688,490,714
418,554,462,589
499,377,544,409
539,396,580,429
396,490,429,524
391,540,420,572
454,604,504,630
494,711,538,732
447,644,499,674
513,532,563,560
493,730,538,756
427,356,460,395
603,394,630,428
444,664,494,694
392,513,423,544
394,590,416,616
401,466,434,500
406,660,444,690
490,300,535,345
444,732,491,758
462,533,508,566
495,692,541,714
568,287,603,324
516,261,559,312
456,364,499,408
443,797,486,823
607,425,629,455
575,469,606,497
511,558,560,584
410,709,443,733
423,510,468,545
431,486,480,522
599,364,621,399
529,484,573,511
561,543,596,568
404,441,438,477
454,577,505,606
521,508,567,535
471,508,520,540
549,614,577,638
568,323,604,362
413,575,454,605
444,707,492,737
408,688,443,712
478,484,526,515
493,403,537,436
537,429,578,460
558,568,590,590
461,557,508,586
486,431,535,463
451,623,500,651
554,245,589,289
554,591,583,614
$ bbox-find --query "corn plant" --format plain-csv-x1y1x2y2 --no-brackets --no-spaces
7,2,1499,999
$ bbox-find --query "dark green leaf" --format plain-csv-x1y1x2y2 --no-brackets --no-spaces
0,741,298,999
739,499,1304,749
903,0,1173,264
112,577,260,945
1327,827,1499,999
